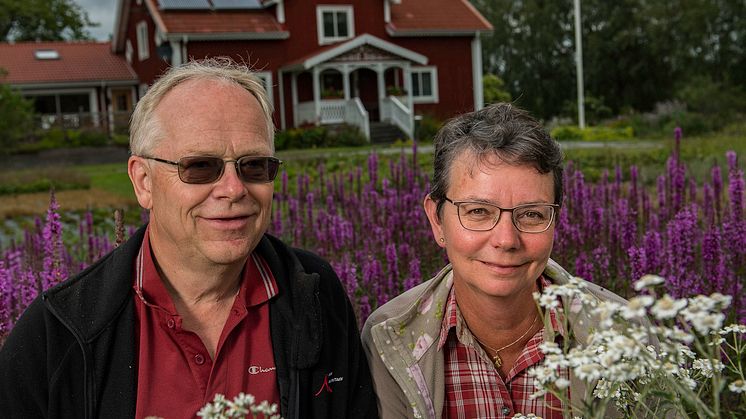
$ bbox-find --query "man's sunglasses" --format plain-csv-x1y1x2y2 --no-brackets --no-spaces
140,155,283,184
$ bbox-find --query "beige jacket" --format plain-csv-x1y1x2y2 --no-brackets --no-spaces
361,259,630,419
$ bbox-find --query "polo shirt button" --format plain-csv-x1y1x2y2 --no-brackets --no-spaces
501,406,511,416
167,319,175,328
194,354,205,365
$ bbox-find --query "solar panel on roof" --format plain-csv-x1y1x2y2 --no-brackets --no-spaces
158,0,211,10
212,0,263,9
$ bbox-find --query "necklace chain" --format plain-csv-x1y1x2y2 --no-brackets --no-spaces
473,314,539,369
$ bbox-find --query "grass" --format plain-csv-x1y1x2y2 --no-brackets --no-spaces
77,164,136,199
0,122,743,219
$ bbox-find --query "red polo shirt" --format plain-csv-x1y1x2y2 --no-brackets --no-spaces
133,231,280,419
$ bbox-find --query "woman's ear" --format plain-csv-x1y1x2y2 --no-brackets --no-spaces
424,195,446,249
128,156,153,210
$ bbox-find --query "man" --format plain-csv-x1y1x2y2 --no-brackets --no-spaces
0,58,377,419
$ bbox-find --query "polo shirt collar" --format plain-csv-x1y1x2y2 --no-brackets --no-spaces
133,226,278,314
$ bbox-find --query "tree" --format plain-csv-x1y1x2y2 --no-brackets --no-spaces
483,74,512,104
0,0,95,42
473,0,576,120
471,0,746,120
0,72,34,150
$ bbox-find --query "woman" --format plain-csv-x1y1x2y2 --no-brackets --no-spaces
362,103,628,418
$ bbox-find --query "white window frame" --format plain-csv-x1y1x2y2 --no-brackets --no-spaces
255,71,274,107
125,39,133,64
136,21,149,61
410,66,438,104
316,5,354,45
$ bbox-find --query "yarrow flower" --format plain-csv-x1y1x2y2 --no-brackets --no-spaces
729,380,746,393
651,294,687,320
197,393,281,419
633,274,665,291
621,295,654,320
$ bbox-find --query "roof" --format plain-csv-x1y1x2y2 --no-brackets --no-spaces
159,10,285,36
0,41,137,86
389,0,493,36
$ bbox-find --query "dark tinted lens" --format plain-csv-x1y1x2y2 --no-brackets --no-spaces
178,156,224,184
237,157,281,183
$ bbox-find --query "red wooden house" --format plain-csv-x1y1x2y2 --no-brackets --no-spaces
113,0,492,140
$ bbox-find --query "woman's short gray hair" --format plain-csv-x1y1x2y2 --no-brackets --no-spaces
129,57,275,155
429,102,564,216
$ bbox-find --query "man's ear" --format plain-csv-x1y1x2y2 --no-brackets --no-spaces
424,195,446,249
128,156,153,210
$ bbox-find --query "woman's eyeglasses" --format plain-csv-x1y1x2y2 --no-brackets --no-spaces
444,197,559,233
139,155,283,184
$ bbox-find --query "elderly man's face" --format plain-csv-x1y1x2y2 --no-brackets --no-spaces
135,78,274,268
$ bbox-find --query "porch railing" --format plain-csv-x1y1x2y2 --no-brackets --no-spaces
381,96,414,139
296,99,370,140
34,111,131,135
345,98,370,140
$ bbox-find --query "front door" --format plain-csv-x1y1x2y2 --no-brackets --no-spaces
352,68,379,121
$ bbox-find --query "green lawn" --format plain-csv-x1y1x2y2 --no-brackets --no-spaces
77,164,136,199
3,121,745,200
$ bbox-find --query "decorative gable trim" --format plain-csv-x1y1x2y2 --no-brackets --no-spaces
281,34,427,72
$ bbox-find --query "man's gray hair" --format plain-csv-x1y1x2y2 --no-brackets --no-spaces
129,57,275,155
429,102,564,216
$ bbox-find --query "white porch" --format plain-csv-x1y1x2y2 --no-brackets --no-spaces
279,34,428,141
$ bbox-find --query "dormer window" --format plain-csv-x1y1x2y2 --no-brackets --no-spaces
317,5,354,45
34,49,60,60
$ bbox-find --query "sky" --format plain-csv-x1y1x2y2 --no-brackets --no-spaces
78,0,119,41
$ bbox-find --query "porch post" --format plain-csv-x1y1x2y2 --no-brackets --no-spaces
342,64,351,100
376,63,385,117
279,70,286,130
404,63,413,113
312,67,321,125
291,73,298,126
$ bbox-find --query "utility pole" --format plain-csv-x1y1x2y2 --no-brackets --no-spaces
574,0,586,129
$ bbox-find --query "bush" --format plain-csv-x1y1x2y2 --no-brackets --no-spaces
275,124,367,150
12,128,111,153
483,74,512,105
327,124,367,147
111,133,129,147
0,167,90,195
551,125,634,141
0,83,34,150
415,114,442,142
562,95,614,125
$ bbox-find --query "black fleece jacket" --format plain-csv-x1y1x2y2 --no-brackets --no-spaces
0,226,377,419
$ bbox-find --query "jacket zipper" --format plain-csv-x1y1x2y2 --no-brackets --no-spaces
44,296,95,419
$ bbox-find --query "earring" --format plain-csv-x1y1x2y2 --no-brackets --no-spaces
439,237,445,243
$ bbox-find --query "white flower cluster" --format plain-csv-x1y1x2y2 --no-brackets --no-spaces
197,393,280,419
529,274,746,417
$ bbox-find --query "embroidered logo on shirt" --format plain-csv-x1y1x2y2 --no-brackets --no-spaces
248,365,276,375
314,372,344,396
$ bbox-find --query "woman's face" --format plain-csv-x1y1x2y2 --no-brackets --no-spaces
424,151,556,301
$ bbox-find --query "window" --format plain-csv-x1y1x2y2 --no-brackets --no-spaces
125,40,133,63
410,67,438,103
34,50,60,60
136,21,149,61
317,6,354,45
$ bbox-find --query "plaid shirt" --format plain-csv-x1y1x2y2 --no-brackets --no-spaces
438,277,568,419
